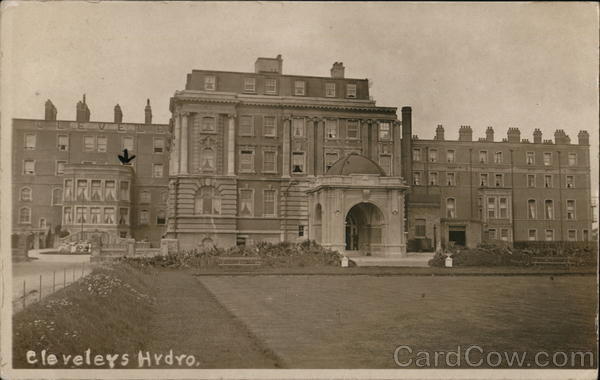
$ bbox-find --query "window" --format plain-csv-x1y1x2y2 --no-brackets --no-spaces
480,173,488,187
325,82,336,97
239,150,254,172
238,115,253,136
446,150,455,163
97,136,107,152
294,80,306,96
64,179,73,201
528,229,537,241
494,151,503,164
446,198,456,218
156,211,166,225
91,180,102,200
494,174,503,187
543,152,552,166
346,83,357,98
51,188,62,205
292,118,305,137
103,207,115,224
161,191,168,203
120,181,130,201
39,218,47,229
23,160,35,175
415,219,426,237
139,210,149,225
568,153,577,166
263,150,276,173
325,119,338,139
152,163,164,178
90,207,101,224
429,172,438,186
194,187,220,215
298,225,305,237
263,189,276,216
105,180,116,201
204,75,216,91
446,172,456,186
566,175,574,188
84,136,96,151
527,174,536,188
140,190,151,203
428,149,437,162
544,175,552,188
63,207,73,225
488,229,497,240
263,116,276,136
346,120,360,139
379,155,391,175
544,200,554,219
487,197,496,219
379,122,391,140
583,230,589,241
244,78,256,92
58,135,69,151
412,148,421,161
413,172,422,186
239,189,254,216
566,200,575,220
154,138,165,153
20,187,32,201
265,79,277,94
292,152,305,173
499,197,508,218
24,133,36,150
201,147,215,170
526,152,535,165
75,207,87,224
545,229,554,241
122,136,134,152
568,230,577,241
119,208,129,225
76,180,88,201
19,207,31,224
326,152,339,171
479,150,487,163
528,200,536,219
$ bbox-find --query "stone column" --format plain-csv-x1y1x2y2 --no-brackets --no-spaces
282,117,291,178
315,119,324,175
172,113,181,175
180,113,189,175
227,114,236,176
307,118,315,176
369,119,378,161
361,120,370,157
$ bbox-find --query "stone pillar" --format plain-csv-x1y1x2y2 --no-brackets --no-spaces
227,114,236,176
282,117,291,178
315,119,324,175
172,113,181,175
180,113,189,174
307,118,315,176
369,120,378,161
361,120,370,157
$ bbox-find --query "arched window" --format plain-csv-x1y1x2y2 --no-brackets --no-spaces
19,207,31,224
39,218,47,229
194,186,221,215
20,187,32,201
446,198,456,219
202,147,215,170
52,188,63,205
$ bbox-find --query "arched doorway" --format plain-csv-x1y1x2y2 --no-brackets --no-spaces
345,202,384,255
313,204,322,243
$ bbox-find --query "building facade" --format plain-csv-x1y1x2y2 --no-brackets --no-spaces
12,57,594,255
12,97,170,249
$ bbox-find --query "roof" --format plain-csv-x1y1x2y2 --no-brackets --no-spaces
325,153,386,176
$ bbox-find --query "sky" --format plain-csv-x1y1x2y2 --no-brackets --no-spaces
1,1,598,198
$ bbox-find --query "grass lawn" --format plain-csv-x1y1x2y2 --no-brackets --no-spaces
199,275,597,368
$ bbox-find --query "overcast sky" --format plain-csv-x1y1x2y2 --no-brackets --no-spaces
2,1,598,198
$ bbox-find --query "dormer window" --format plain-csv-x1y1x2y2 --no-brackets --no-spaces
294,81,306,96
346,84,357,98
265,79,277,94
244,78,256,93
325,83,336,97
204,75,216,91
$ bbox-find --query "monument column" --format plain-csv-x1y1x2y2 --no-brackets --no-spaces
227,114,236,175
282,117,291,178
180,112,189,174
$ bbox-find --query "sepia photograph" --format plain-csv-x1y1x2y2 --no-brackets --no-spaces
0,1,598,379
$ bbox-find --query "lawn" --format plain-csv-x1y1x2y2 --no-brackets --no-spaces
199,274,597,368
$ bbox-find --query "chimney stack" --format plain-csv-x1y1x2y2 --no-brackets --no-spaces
533,128,542,143
507,127,521,143
458,125,472,141
145,99,152,124
485,126,494,142
577,130,589,145
330,62,345,78
75,94,90,122
554,129,570,145
114,104,123,123
401,106,413,184
434,124,445,140
44,99,57,121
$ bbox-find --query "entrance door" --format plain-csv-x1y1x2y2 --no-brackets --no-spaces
345,202,384,254
448,226,466,247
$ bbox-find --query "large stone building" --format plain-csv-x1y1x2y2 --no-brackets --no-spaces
12,56,594,256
